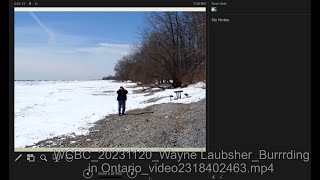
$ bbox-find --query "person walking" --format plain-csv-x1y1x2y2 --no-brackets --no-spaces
117,86,128,116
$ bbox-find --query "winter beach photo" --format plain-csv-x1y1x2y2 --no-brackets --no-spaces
14,11,206,149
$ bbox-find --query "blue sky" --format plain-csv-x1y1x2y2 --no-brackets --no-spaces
15,12,147,80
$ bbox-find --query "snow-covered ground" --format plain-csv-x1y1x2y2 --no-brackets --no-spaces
14,80,206,148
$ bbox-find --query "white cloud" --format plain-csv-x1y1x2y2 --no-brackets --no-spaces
99,42,131,49
75,42,131,55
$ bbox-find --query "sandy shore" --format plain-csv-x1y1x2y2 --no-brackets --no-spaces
29,99,206,148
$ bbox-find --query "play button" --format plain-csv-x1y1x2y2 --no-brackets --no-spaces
127,170,137,179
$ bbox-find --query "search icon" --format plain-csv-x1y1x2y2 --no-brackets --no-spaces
40,154,47,162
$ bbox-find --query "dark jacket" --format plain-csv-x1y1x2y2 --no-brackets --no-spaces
117,89,128,101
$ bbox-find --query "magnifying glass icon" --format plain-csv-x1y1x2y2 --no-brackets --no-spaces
40,154,47,162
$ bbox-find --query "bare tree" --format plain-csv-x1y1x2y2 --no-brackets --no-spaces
114,12,205,87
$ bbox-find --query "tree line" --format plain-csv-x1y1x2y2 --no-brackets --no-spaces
113,12,205,88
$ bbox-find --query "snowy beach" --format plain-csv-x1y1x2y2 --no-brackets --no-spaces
14,80,205,148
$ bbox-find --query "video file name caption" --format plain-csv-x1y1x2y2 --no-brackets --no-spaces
85,162,276,176
53,149,310,163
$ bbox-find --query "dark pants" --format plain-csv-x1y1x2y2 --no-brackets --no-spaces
118,100,126,115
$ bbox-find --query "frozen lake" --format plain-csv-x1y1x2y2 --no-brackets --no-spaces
14,80,205,148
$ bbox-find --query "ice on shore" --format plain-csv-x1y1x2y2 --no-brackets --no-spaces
14,80,205,148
